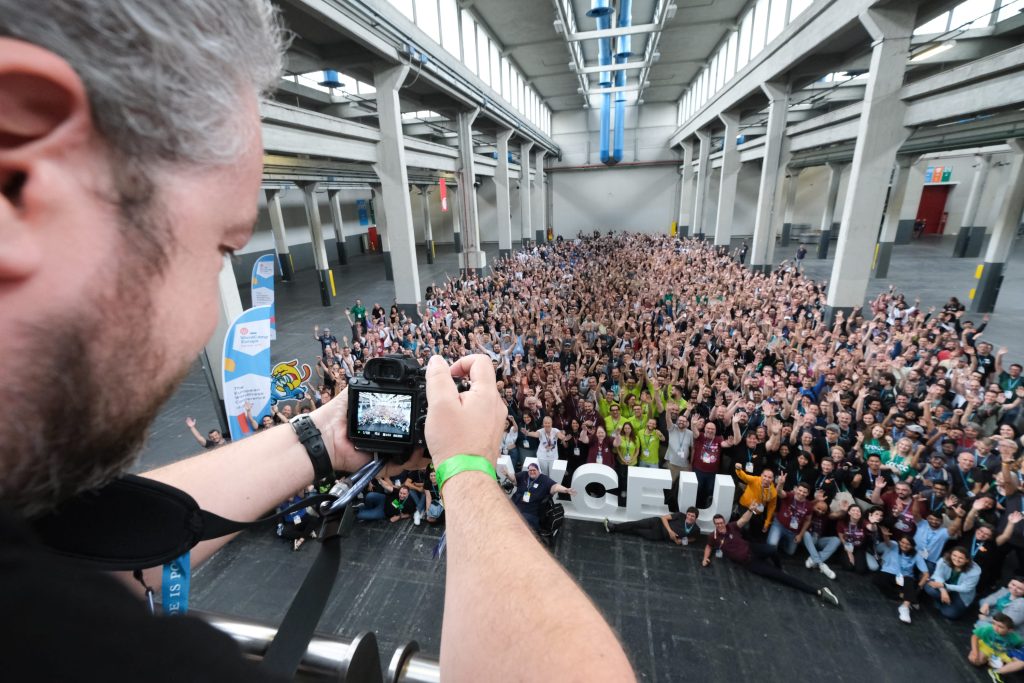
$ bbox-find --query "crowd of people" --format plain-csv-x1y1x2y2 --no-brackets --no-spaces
281,233,1023,678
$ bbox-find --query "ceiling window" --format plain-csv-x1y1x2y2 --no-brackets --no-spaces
439,0,461,58
461,11,477,74
751,0,769,56
737,10,752,70
998,0,1024,22
725,31,738,81
789,0,813,19
477,27,490,85
766,0,787,43
414,0,440,43
501,57,511,100
389,0,415,21
950,0,999,29
915,12,951,34
489,41,501,94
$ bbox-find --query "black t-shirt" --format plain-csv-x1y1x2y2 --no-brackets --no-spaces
316,333,337,350
385,491,415,517
666,513,702,541
513,471,555,516
0,506,282,682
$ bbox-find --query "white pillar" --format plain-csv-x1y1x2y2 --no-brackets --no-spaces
519,141,534,247
534,150,547,243
816,163,843,259
826,4,915,315
456,108,485,273
693,129,712,238
373,62,421,309
418,185,435,264
955,154,993,258
301,183,333,306
677,140,694,236
495,128,514,258
872,157,913,277
750,82,789,271
713,111,741,247
264,188,294,281
327,189,348,265
972,138,1024,312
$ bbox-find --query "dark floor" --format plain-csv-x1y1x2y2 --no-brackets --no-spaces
135,234,1024,681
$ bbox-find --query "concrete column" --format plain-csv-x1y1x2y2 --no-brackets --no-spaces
495,128,514,258
764,148,793,267
373,63,421,310
264,188,294,281
825,5,915,318
972,138,1024,313
676,140,694,237
817,163,843,259
301,183,333,306
779,170,799,248
714,111,741,247
683,140,697,237
327,189,349,265
418,185,434,264
456,109,485,274
873,157,913,278
534,151,547,243
371,185,393,280
693,129,712,239
450,183,462,251
519,141,534,248
750,82,789,271
954,154,993,258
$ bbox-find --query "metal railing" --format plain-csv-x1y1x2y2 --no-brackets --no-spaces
194,611,440,683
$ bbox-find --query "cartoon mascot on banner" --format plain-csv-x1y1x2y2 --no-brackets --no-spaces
271,360,312,404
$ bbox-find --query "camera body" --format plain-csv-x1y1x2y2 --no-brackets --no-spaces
347,355,428,458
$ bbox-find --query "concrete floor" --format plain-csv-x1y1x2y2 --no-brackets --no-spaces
133,233,1024,681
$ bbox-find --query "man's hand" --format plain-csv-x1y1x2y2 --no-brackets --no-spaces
185,417,197,428
425,355,507,467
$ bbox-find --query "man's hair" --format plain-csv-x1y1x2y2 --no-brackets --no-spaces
993,613,1015,628
686,507,698,515
0,1,286,168
712,514,725,522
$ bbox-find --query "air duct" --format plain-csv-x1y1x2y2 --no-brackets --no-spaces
587,0,614,164
611,0,633,164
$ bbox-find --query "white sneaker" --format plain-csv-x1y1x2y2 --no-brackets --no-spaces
819,563,836,580
413,510,421,526
898,604,912,624
805,557,816,570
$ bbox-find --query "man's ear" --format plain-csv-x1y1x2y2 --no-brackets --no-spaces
0,38,93,281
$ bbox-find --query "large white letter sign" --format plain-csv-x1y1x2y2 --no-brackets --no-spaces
676,472,736,533
567,464,624,522
624,467,672,519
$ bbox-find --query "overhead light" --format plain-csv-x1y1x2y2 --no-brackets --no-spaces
910,40,956,63
553,19,564,34
665,4,677,20
568,62,577,73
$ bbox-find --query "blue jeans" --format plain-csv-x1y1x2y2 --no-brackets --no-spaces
427,501,444,520
803,533,841,565
923,584,970,620
767,520,799,555
408,489,425,512
357,492,387,521
695,470,716,508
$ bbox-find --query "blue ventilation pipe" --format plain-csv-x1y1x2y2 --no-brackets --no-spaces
586,0,613,164
611,0,633,164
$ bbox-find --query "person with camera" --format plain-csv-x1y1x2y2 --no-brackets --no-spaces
0,4,635,679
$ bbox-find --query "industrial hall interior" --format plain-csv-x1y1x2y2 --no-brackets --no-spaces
126,0,1024,682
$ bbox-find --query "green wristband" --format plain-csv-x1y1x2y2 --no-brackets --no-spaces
435,454,498,492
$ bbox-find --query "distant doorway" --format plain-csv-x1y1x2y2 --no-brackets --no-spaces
915,185,952,235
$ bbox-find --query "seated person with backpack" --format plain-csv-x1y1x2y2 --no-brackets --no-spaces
501,462,576,529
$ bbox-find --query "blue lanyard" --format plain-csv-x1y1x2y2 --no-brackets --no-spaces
162,551,191,616
972,538,981,558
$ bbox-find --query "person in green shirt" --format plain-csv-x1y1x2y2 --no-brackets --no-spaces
624,402,647,434
602,403,629,435
349,298,367,338
637,418,666,468
969,613,1024,678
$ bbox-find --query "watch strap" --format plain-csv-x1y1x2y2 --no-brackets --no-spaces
289,414,333,487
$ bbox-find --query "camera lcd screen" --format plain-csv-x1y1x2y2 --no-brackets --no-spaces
353,391,413,442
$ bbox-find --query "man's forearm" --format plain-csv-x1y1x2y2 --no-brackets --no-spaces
440,471,634,680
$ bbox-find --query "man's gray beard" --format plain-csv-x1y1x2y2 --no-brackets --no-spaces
1,305,185,519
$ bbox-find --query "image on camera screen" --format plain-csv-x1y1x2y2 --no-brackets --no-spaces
354,391,413,441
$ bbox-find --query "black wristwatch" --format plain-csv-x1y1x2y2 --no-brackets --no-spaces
289,414,333,488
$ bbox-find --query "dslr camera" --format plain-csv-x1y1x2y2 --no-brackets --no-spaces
347,355,428,458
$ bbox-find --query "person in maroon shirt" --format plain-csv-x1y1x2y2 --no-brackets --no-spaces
768,480,815,555
692,418,739,507
701,506,840,607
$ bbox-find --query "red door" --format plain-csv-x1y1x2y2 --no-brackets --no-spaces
916,185,951,235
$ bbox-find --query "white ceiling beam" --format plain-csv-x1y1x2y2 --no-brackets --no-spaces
567,23,660,42
576,61,648,74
